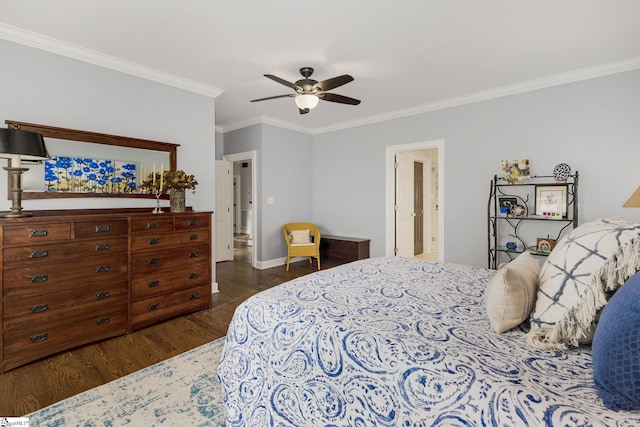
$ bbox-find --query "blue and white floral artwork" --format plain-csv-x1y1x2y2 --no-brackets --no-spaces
45,156,137,193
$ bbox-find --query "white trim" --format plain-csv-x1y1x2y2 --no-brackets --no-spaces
385,140,445,261
219,56,640,134
223,151,258,268
0,23,223,98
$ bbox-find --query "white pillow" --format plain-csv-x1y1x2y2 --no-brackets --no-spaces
289,229,311,245
485,251,540,333
527,217,640,350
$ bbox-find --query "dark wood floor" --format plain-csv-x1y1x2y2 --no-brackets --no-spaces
0,240,337,416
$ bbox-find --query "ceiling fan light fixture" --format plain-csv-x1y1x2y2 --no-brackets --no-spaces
295,93,319,110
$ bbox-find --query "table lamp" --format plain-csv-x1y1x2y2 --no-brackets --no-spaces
623,186,640,208
0,128,49,217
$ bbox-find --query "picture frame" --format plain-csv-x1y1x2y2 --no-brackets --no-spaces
535,184,568,218
498,196,518,215
536,237,557,253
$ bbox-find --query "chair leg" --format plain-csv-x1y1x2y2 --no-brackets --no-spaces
286,257,290,271
317,257,321,270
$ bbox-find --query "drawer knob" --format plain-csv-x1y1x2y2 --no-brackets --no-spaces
189,293,199,300
147,258,160,265
95,243,111,251
96,291,110,300
30,333,48,344
30,274,49,283
95,225,111,233
188,252,198,259
30,303,49,313
95,265,110,273
188,234,198,241
148,304,160,311
96,317,110,326
188,219,198,226
188,272,199,279
148,238,160,245
148,280,160,288
147,222,159,229
30,229,48,237
30,249,49,258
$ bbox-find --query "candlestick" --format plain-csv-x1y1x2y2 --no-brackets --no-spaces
153,163,156,185
160,163,164,190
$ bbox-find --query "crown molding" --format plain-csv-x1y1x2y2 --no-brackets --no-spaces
220,55,640,135
312,56,640,134
0,23,223,99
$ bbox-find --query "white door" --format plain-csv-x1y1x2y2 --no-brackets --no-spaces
215,160,233,262
233,174,241,234
395,152,414,257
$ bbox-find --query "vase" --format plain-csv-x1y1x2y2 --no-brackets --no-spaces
169,188,186,212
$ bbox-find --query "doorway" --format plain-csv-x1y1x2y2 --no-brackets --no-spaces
385,140,444,261
223,151,258,268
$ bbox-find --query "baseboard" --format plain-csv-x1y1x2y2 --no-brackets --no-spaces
255,256,309,270
211,281,219,293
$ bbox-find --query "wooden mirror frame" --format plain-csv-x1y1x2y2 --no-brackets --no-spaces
5,120,179,200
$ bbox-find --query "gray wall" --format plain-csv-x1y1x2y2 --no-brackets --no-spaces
0,39,216,214
223,123,313,263
312,69,640,266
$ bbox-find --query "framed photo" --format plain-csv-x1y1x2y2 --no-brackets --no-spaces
535,185,567,218
498,196,518,215
536,237,557,253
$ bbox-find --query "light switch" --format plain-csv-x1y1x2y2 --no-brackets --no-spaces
267,197,274,205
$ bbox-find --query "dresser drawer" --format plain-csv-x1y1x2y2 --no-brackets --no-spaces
131,284,210,330
131,263,211,300
2,223,72,245
3,254,128,298
131,244,210,274
4,281,128,329
131,217,174,234
131,230,211,252
3,237,127,267
3,307,128,372
75,220,128,239
174,214,210,231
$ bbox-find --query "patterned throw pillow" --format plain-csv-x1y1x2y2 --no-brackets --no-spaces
527,217,640,350
485,251,540,333
593,271,640,410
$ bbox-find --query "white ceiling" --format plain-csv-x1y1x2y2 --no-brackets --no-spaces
2,0,640,134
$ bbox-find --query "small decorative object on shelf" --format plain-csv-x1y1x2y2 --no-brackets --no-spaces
506,241,518,250
162,169,198,213
536,237,557,253
552,163,571,182
139,163,166,214
501,159,530,184
510,204,526,217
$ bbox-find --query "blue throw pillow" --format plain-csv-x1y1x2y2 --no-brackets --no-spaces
592,271,640,410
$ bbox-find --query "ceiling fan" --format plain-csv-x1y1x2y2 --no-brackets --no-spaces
250,67,361,114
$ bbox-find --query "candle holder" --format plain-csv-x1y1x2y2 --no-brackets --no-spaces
152,190,164,214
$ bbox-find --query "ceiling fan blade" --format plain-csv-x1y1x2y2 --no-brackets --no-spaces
264,74,299,89
318,92,361,105
314,74,354,92
250,94,294,102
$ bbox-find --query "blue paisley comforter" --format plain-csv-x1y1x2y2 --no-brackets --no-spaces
217,257,640,426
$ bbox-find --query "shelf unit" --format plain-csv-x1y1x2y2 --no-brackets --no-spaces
487,172,579,269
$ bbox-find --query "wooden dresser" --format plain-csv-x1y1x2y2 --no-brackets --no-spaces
0,208,212,372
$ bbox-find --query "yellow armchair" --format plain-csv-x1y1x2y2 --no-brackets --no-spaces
282,222,321,271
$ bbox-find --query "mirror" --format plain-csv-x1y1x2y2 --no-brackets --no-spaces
5,120,178,199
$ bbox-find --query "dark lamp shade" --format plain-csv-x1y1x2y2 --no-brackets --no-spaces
624,186,640,208
0,128,49,161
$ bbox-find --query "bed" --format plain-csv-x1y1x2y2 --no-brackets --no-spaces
217,252,640,426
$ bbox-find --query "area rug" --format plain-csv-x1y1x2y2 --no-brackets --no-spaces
27,337,227,426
